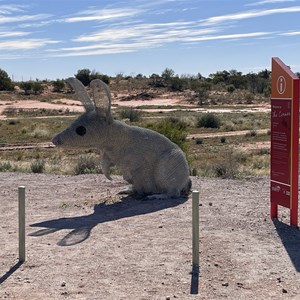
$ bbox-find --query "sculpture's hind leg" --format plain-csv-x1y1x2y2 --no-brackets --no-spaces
102,152,114,180
128,167,157,195
155,149,190,196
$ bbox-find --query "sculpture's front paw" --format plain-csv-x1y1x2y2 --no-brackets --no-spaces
145,194,170,200
118,185,134,195
103,171,112,180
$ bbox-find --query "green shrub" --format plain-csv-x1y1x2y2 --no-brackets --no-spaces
0,161,13,172
31,159,45,173
197,113,221,129
52,79,65,92
7,119,19,125
195,138,203,145
74,154,101,175
20,81,34,95
245,130,257,137
32,81,44,95
220,136,226,143
146,117,188,152
234,151,248,163
212,150,239,179
213,161,238,179
120,107,142,122
31,127,50,139
259,148,270,155
191,168,198,176
245,93,254,104
222,121,235,131
227,84,235,93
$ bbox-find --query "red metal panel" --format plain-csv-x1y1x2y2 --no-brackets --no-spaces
270,57,299,226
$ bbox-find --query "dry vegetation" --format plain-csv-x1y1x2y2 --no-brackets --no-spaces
4,70,300,300
0,78,271,179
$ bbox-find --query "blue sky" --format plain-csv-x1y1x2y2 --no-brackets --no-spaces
1,0,300,81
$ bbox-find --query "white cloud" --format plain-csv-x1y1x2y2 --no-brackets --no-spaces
0,4,26,14
280,30,300,35
48,43,147,57
63,8,142,23
1,1,299,61
181,31,272,42
17,19,57,29
0,39,59,50
0,31,30,38
247,0,296,6
0,13,51,24
73,22,214,43
48,27,271,58
201,6,300,25
0,3,50,25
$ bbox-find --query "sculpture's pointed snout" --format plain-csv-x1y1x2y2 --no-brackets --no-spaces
52,134,62,146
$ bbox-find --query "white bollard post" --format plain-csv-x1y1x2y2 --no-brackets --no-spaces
192,190,199,267
18,186,26,263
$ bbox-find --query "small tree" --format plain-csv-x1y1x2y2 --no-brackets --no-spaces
90,70,110,84
32,81,44,94
20,81,33,95
52,79,65,92
0,68,13,91
169,77,185,91
196,89,209,106
149,73,163,87
75,69,110,85
75,69,91,86
99,74,110,84
227,84,235,93
161,68,175,87
190,80,211,106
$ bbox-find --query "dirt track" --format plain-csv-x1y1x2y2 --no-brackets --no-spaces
1,173,300,299
0,129,268,151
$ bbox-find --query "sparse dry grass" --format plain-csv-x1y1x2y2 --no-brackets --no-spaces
188,130,270,178
0,89,271,177
0,117,74,143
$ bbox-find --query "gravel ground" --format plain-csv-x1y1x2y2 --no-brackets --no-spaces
1,172,300,300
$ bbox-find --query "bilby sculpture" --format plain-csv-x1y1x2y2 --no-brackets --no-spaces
52,78,191,197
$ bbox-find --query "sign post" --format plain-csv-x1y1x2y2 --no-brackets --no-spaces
270,57,299,226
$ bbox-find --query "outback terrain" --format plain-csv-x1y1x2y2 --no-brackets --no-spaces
1,76,300,299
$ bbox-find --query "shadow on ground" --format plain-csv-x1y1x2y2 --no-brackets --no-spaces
273,219,300,272
30,195,188,246
0,262,24,285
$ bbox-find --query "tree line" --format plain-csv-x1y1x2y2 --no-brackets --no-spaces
1,66,299,97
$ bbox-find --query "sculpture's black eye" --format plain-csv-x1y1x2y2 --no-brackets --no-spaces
76,126,86,136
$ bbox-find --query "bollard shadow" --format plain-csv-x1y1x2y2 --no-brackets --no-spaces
30,195,188,246
0,261,24,285
273,219,300,272
190,264,200,294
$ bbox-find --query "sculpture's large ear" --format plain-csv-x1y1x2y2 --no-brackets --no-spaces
90,79,112,123
66,78,94,112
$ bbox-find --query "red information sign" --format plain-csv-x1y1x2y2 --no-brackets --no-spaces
270,57,300,226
